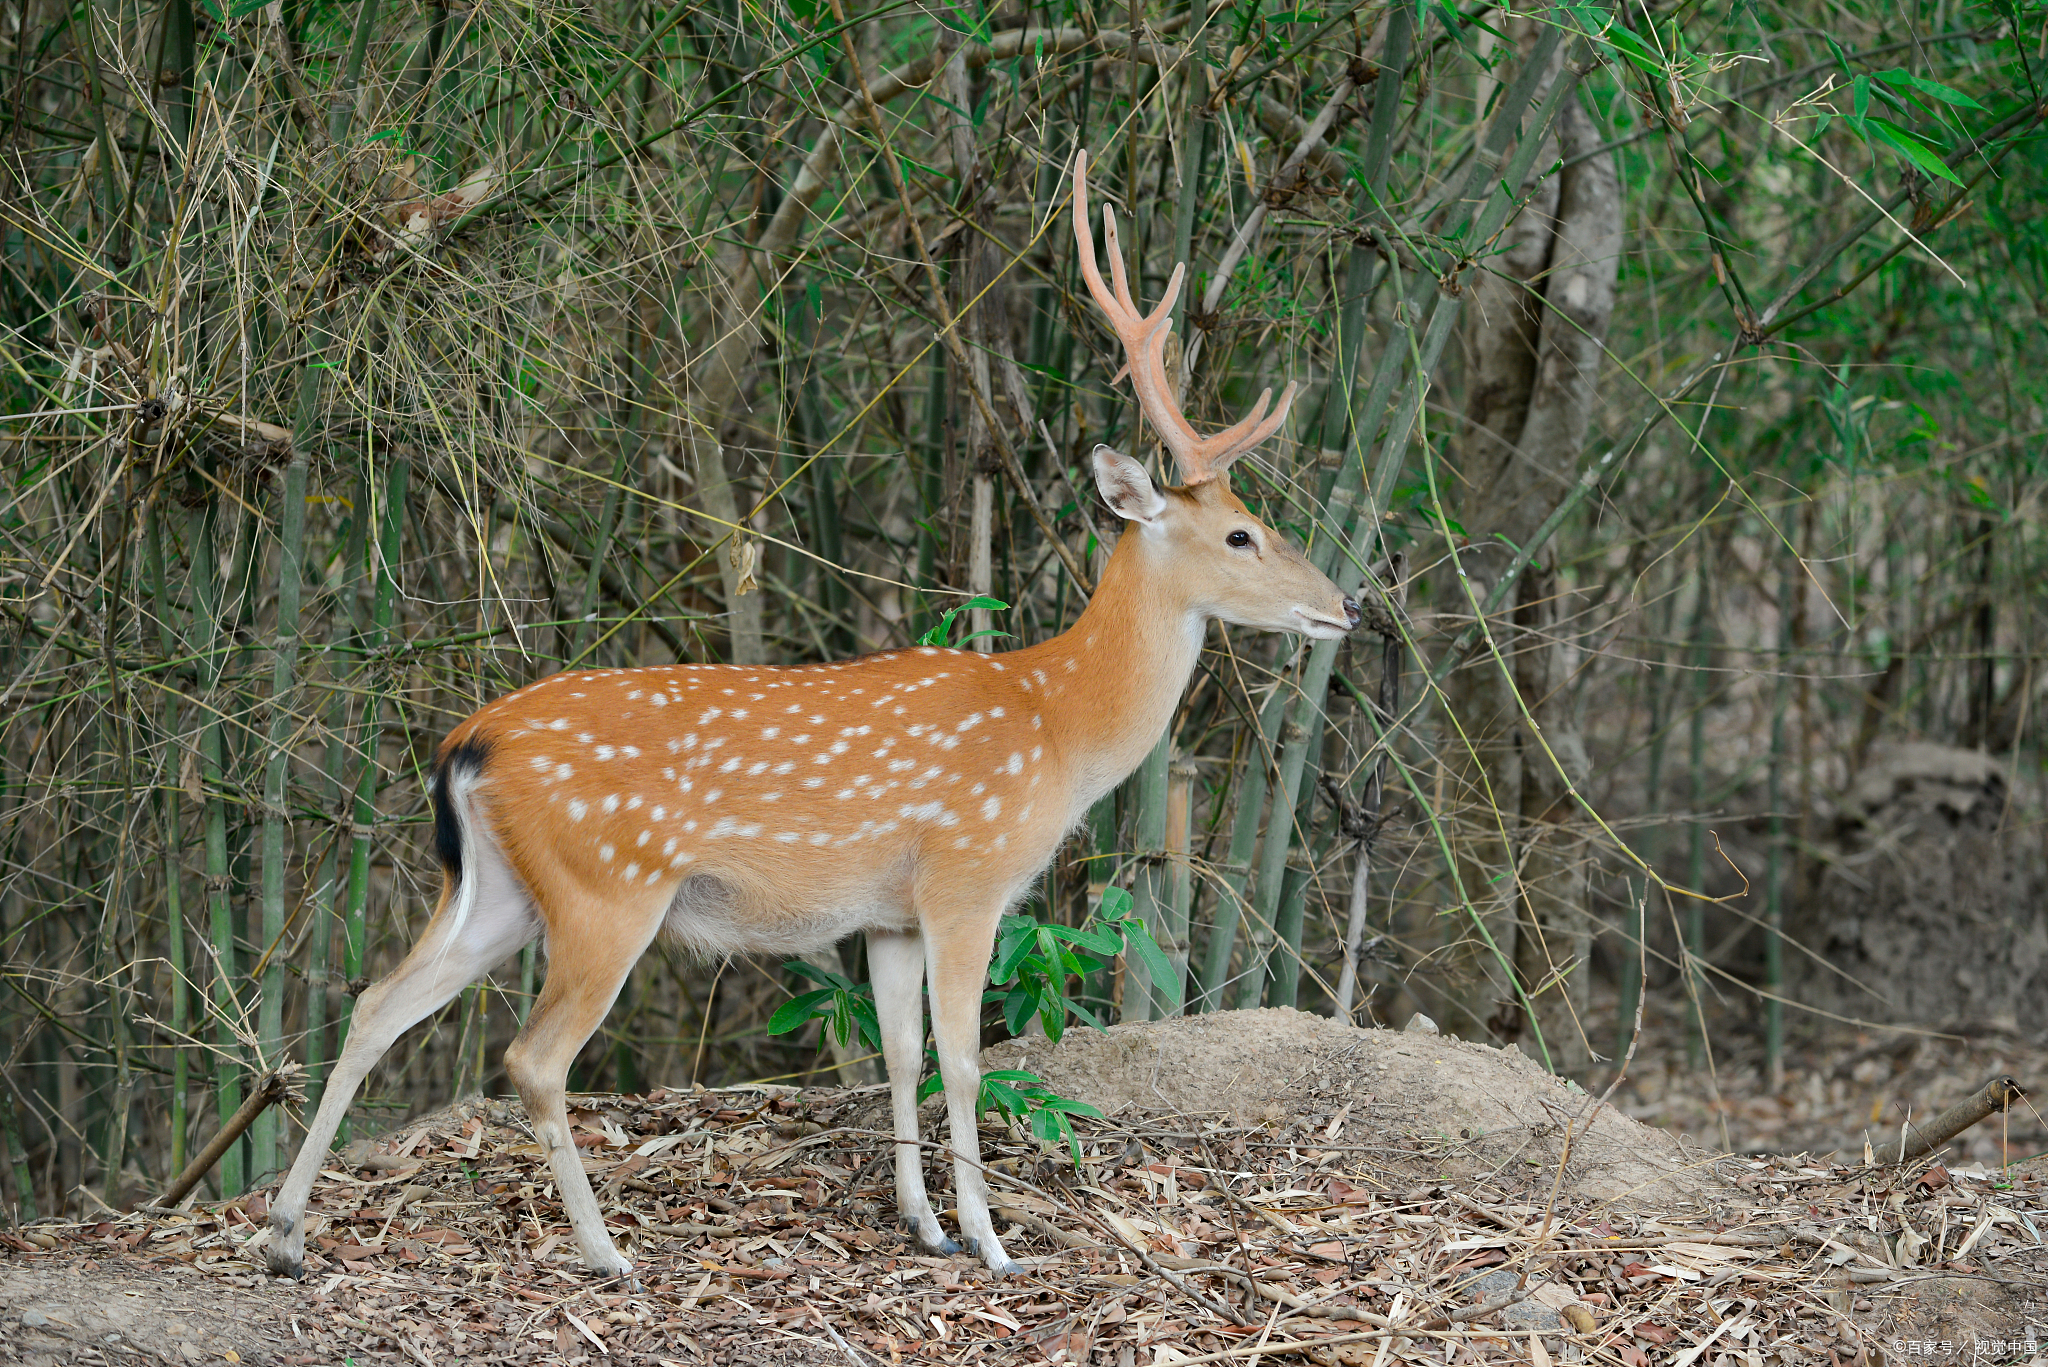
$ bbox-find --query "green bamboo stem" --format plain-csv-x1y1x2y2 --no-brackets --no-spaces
302,491,372,1116
1160,759,1194,1016
251,453,308,1180
1123,732,1172,1022
1685,568,1714,1069
143,504,191,1183
160,783,190,1181
1615,875,1643,1069
161,0,196,153
67,0,122,234
1084,788,1119,1017
916,328,947,610
1195,682,1288,1010
1359,2,1413,215
1765,515,1792,1089
92,720,136,1210
187,495,244,1197
92,461,141,1208
301,761,343,1117
271,0,381,1147
1167,58,1210,339
1264,865,1313,1008
1239,693,1329,1010
1623,597,1675,1065
338,457,410,1095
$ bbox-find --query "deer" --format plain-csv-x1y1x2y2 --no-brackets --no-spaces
262,149,1359,1282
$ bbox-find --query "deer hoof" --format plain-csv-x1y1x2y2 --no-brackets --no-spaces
261,1244,304,1279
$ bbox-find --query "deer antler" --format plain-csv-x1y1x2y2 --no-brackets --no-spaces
1072,149,1298,486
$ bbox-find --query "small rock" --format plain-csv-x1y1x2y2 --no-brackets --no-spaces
22,1308,50,1327
1403,1012,1439,1035
180,1342,204,1362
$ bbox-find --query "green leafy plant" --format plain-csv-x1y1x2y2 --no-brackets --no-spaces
986,886,1179,1041
908,1057,1104,1163
1820,66,1983,187
971,1069,1102,1163
765,960,881,1054
917,595,1010,648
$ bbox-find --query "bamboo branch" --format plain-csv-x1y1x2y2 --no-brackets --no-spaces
154,1070,289,1211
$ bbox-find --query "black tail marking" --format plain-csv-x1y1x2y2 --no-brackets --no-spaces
431,737,493,886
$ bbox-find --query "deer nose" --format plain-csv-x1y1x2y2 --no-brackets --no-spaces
1342,597,1362,629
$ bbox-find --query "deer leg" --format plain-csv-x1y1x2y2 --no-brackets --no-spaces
868,926,955,1255
923,901,1021,1276
500,893,664,1280
265,844,537,1276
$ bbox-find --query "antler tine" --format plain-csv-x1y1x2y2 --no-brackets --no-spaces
1071,151,1125,331
1073,151,1171,347
1072,148,1296,484
1196,380,1302,473
1099,199,1140,316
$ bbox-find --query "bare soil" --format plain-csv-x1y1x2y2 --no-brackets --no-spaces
0,1008,2041,1367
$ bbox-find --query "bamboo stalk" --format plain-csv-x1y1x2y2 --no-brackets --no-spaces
143,505,191,1180
1167,57,1210,340
1241,699,1329,1010
1125,732,1173,1022
186,493,245,1197
300,470,373,1114
1896,1076,2026,1162
338,456,410,1092
1765,510,1792,1091
93,457,141,1208
302,664,356,1111
795,305,852,655
1684,564,1714,1069
1194,682,1286,1011
1628,585,1675,1064
1158,759,1194,1017
252,452,308,1180
1263,865,1314,1009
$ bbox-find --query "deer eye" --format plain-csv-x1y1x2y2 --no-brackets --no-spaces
1226,529,1253,549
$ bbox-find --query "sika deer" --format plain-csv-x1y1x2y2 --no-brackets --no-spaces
264,150,1357,1280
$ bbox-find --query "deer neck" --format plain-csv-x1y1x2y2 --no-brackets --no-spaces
1015,526,1205,805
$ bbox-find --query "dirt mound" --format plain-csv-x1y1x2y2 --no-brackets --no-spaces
986,1007,1735,1210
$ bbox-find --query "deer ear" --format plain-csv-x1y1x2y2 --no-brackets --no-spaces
1092,445,1167,526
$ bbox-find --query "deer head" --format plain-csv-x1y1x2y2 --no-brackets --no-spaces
1075,149,1357,641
